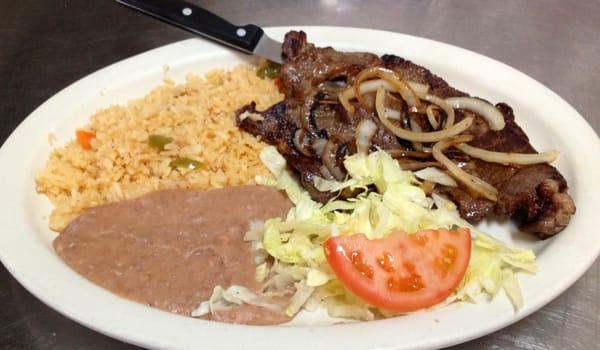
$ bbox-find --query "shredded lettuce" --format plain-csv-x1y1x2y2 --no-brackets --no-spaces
306,268,331,287
249,146,537,320
255,262,270,283
285,281,315,316
191,285,282,318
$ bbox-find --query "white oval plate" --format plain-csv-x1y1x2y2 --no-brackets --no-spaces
0,26,598,350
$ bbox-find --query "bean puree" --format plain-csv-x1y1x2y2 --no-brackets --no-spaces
54,185,292,325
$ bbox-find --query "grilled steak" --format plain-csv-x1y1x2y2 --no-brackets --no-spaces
237,31,575,239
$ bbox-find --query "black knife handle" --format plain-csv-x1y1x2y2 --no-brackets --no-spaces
117,0,264,53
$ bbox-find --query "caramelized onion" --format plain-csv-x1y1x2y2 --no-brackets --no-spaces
319,164,335,180
445,97,505,130
355,79,429,96
338,77,428,115
455,143,559,165
338,89,355,114
358,79,394,95
312,138,327,157
293,129,313,157
376,86,473,142
354,67,421,108
407,81,430,96
321,135,349,181
408,115,424,151
432,135,498,201
340,79,429,102
417,93,455,128
426,105,440,129
385,108,402,120
356,119,378,154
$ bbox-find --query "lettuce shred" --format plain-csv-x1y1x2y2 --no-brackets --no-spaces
248,146,537,319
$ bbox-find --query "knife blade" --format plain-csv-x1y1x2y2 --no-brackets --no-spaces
115,0,283,63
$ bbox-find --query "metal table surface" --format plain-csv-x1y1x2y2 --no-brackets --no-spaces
1,1,598,349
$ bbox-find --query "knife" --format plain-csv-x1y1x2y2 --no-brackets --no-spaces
115,0,283,63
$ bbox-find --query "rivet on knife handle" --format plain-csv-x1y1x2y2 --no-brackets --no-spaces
116,0,264,53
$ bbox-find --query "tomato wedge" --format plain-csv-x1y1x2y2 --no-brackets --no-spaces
76,130,96,150
324,228,471,313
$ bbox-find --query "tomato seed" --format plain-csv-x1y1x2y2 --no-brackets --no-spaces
376,252,396,272
387,273,424,292
350,250,374,279
411,234,428,246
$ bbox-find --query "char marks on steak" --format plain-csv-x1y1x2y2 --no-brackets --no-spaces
236,31,575,239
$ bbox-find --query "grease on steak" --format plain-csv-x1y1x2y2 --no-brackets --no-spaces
236,30,575,238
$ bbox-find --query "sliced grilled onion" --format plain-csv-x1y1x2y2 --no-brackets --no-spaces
354,67,421,108
408,115,424,151
338,78,428,114
455,143,559,165
426,105,440,129
301,94,327,135
385,108,402,120
319,164,335,180
432,135,498,201
375,86,474,142
293,129,313,157
340,79,429,101
321,138,348,181
338,89,355,114
356,119,378,154
358,79,394,95
417,93,455,128
312,138,327,157
408,81,430,96
356,79,429,96
445,97,505,130
414,167,458,187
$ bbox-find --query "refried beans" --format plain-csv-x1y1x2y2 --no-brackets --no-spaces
54,185,293,325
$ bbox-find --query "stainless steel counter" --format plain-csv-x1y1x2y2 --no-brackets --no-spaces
0,1,598,349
